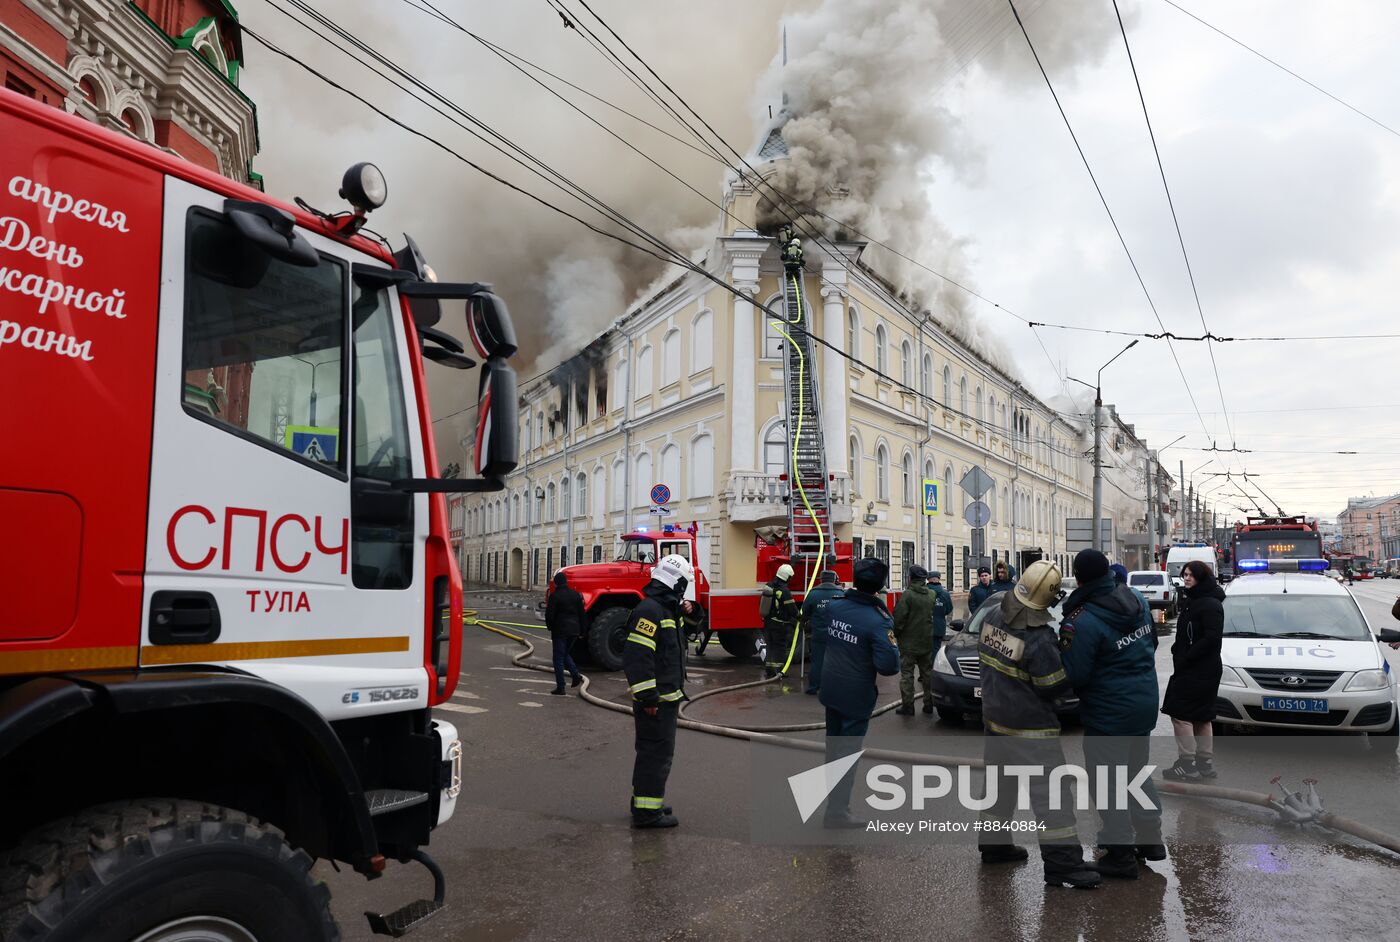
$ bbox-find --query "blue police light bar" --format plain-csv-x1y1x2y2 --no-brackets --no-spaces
1238,559,1270,572
1237,558,1330,574
1298,558,1330,571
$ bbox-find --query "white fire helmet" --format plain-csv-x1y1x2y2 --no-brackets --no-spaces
651,554,695,592
776,564,795,582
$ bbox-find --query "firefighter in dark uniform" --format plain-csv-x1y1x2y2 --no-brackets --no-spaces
762,563,800,678
818,557,900,828
623,554,694,829
977,559,1101,889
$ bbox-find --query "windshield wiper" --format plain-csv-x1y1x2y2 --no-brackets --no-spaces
1222,631,1262,637
1274,631,1342,640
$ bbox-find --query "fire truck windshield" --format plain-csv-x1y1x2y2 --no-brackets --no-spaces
620,540,656,565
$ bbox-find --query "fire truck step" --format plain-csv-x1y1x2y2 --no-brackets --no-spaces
365,850,446,937
365,789,430,816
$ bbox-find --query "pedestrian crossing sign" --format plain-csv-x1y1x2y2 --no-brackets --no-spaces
286,425,339,463
922,479,941,516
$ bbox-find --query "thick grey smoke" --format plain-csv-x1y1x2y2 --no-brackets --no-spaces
756,0,1133,373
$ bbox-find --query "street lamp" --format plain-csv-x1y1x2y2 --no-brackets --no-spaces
1067,339,1139,551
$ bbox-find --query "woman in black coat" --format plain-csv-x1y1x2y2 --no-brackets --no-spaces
545,571,586,695
1161,560,1225,781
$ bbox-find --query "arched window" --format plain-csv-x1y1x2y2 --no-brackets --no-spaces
576,472,588,518
976,386,985,421
611,458,626,511
662,329,681,386
876,444,890,501
634,452,652,507
660,444,680,494
691,310,713,373
546,483,556,521
763,422,787,476
690,434,714,497
959,375,969,415
901,452,914,505
944,464,955,510
524,417,533,453
942,366,951,405
848,435,861,496
512,494,520,529
613,360,628,410
900,340,912,386
560,477,570,519
1000,402,1008,434
847,305,860,357
921,354,932,397
536,411,544,444
874,324,888,375
635,346,653,396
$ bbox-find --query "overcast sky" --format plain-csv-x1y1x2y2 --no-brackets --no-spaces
240,0,1400,523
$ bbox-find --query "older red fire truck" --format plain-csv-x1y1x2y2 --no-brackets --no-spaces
0,89,517,939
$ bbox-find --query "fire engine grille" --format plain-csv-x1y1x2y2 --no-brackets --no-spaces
1245,669,1341,692
956,657,980,679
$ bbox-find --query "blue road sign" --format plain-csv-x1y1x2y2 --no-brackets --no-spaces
651,483,671,505
286,425,339,463
922,479,941,516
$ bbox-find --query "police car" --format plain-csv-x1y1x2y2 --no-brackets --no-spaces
1214,559,1399,735
930,583,1080,725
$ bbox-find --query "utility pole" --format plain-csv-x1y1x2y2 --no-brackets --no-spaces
1146,454,1156,571
1068,340,1137,553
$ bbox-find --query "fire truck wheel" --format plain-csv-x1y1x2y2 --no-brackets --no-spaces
0,799,339,942
587,606,631,671
718,629,762,661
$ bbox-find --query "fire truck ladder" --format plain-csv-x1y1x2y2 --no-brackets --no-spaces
775,231,832,568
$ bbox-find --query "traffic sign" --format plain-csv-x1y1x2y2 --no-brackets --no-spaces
964,500,992,528
650,483,671,505
285,425,339,462
960,465,995,500
648,506,672,516
921,479,941,516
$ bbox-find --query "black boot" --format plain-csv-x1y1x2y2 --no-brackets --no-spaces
1194,756,1218,780
632,812,679,829
571,673,583,688
922,702,934,714
1092,846,1140,879
895,704,915,716
1162,756,1200,782
1042,846,1102,889
822,808,868,829
549,686,566,696
764,667,777,679
1135,843,1168,861
980,844,1029,864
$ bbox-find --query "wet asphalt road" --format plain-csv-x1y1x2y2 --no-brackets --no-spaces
318,586,1400,941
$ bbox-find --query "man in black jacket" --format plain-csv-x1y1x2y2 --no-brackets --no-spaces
545,571,585,695
623,554,694,828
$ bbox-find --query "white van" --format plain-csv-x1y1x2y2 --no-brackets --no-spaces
1165,543,1217,588
1214,561,1398,735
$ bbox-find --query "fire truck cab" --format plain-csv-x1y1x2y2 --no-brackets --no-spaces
0,89,517,939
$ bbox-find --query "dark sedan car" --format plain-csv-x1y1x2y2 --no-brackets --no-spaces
929,588,1080,725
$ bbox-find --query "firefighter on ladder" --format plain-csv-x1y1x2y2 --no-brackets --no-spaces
762,564,800,678
624,554,695,829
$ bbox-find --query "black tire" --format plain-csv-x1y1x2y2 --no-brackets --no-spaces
0,799,337,942
718,629,762,661
587,606,631,672
935,707,963,725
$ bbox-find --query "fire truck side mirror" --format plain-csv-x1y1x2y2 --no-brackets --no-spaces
223,199,318,268
475,357,518,478
465,290,518,359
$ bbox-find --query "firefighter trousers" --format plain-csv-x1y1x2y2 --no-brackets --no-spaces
899,652,934,708
763,620,794,673
631,701,679,818
977,733,1082,862
1082,730,1162,847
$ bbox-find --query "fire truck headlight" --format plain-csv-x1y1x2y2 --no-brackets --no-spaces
340,162,387,212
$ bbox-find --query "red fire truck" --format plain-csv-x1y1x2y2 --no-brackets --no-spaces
554,524,857,669
1229,516,1324,575
0,89,518,939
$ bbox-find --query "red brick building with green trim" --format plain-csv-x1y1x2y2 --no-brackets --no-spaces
1,0,258,184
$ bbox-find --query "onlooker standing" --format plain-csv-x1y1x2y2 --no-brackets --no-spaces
892,565,937,715
967,567,994,617
989,560,1018,596
1161,560,1225,781
801,568,844,695
545,571,585,695
927,570,953,666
